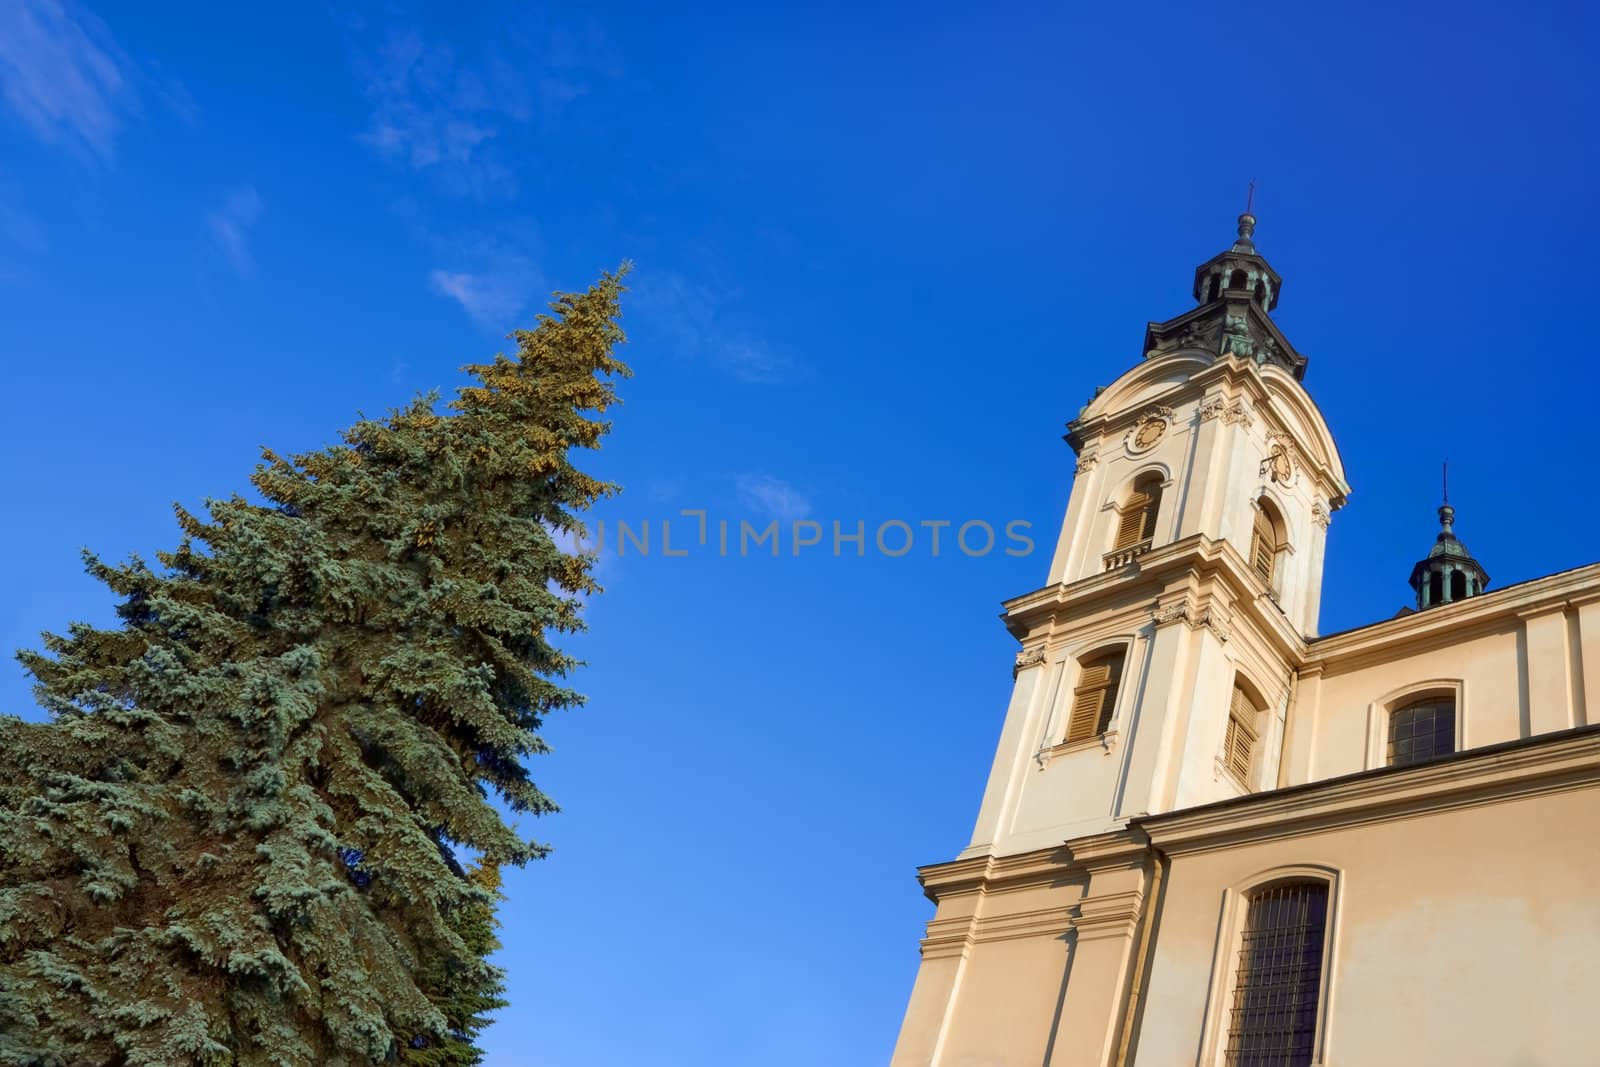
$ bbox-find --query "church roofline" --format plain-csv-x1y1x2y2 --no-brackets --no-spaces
1308,557,1600,657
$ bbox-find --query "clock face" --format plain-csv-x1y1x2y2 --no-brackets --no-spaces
1270,449,1292,483
1133,420,1165,450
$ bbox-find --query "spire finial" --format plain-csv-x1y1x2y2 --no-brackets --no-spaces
1437,461,1456,537
1233,188,1257,251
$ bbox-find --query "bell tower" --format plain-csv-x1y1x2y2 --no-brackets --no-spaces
962,214,1351,859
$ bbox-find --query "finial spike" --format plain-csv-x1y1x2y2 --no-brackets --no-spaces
1245,179,1256,216
1442,460,1449,504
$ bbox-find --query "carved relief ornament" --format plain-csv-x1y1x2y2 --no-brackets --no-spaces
1126,405,1174,453
1260,433,1298,487
1199,396,1250,427
1013,646,1048,677
1151,597,1231,642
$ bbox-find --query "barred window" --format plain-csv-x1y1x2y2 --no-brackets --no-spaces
1065,652,1124,743
1224,881,1329,1067
1388,697,1455,767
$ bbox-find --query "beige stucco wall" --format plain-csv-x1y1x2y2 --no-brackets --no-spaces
896,735,1600,1066
1285,580,1600,787
1134,779,1600,1066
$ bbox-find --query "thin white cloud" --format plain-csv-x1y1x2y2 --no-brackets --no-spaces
350,28,527,198
0,0,138,160
343,14,617,198
736,474,812,523
631,268,803,385
207,186,264,276
428,252,542,330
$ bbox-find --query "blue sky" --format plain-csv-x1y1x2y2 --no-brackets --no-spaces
3,1,1599,1063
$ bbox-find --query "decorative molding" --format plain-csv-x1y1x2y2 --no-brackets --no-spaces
971,905,1076,945
1151,597,1231,642
1199,605,1232,643
1198,396,1227,422
1260,432,1298,486
1037,729,1120,769
1075,451,1098,474
1153,598,1192,627
1220,399,1251,426
1071,887,1146,943
1312,501,1332,529
1013,646,1048,677
1126,405,1174,453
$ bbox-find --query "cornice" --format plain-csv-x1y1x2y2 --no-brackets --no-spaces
1001,535,1308,662
916,845,1077,903
1138,725,1600,856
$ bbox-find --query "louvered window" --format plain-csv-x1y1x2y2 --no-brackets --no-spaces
1065,653,1123,743
1112,480,1162,551
1250,508,1276,583
1224,881,1329,1067
1224,685,1258,785
1388,697,1455,767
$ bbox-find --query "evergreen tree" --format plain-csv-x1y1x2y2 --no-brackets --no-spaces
0,269,630,1065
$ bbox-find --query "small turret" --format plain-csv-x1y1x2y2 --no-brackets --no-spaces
1407,482,1489,609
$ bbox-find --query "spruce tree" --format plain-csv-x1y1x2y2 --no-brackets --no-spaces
0,269,630,1065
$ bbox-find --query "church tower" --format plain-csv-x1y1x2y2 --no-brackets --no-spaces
894,214,1352,1066
961,213,1351,860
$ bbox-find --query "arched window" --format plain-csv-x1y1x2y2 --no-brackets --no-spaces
1449,570,1467,601
1253,280,1267,305
1224,879,1329,1065
1065,650,1124,743
1207,274,1222,302
1427,571,1443,606
1249,498,1285,587
1224,681,1260,786
1112,475,1163,552
1229,269,1248,290
1388,695,1455,767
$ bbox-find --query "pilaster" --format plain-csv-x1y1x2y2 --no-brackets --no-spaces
1047,830,1154,1067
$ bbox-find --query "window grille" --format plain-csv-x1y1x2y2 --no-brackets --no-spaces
1224,881,1328,1067
1065,653,1123,743
1388,698,1455,767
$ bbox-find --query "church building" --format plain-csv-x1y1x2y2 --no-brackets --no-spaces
890,214,1600,1066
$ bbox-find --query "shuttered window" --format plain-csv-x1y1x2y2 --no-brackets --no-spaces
1112,480,1162,551
1224,881,1329,1067
1066,653,1123,743
1224,684,1258,785
1250,507,1276,583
